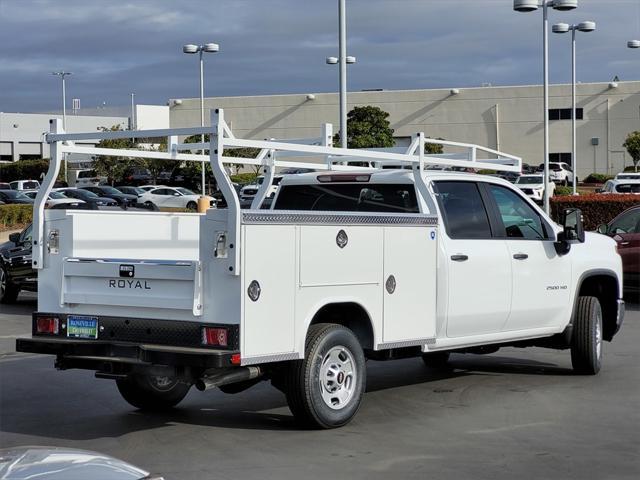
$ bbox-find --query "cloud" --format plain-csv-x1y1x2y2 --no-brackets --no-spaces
0,0,638,114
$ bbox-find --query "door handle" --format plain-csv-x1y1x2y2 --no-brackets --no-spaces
450,254,468,262
619,241,630,246
513,253,529,260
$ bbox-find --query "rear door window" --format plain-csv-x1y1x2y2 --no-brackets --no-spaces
432,181,492,239
274,183,419,213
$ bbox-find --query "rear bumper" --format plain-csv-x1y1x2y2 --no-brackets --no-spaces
16,312,240,370
16,337,238,369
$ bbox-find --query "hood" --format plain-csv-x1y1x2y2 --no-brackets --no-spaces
0,446,157,480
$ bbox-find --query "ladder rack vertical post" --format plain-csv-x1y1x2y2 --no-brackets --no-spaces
33,119,64,270
322,123,334,170
211,109,241,276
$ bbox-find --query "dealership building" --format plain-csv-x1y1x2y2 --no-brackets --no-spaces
169,80,640,178
2,81,638,179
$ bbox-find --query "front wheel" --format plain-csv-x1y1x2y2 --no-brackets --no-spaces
285,324,366,429
0,265,19,304
571,296,603,375
186,201,197,212
116,375,191,411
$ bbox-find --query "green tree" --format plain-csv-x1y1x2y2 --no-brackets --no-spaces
334,106,395,148
424,139,444,155
623,131,640,172
184,134,261,176
93,125,139,185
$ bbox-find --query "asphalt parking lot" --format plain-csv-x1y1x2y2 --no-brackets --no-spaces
1,293,639,480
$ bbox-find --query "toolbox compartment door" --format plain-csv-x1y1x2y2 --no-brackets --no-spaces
382,226,437,343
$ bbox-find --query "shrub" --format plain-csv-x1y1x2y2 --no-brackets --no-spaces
583,173,614,184
551,194,640,230
0,205,33,229
623,166,639,172
0,159,49,183
554,185,573,196
230,173,258,185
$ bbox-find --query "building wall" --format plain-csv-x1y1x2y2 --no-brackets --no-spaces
0,112,128,162
169,81,640,178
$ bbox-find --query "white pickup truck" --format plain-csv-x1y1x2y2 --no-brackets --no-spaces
17,111,625,429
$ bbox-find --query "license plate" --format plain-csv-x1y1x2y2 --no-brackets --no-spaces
67,316,98,339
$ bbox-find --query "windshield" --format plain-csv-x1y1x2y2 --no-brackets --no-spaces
1,190,29,199
74,189,98,198
177,188,196,195
617,174,640,180
516,176,543,185
48,191,66,199
615,183,640,194
100,186,122,195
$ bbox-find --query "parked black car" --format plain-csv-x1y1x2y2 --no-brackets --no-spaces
115,185,146,197
0,224,35,303
0,190,34,205
56,188,117,207
80,186,138,206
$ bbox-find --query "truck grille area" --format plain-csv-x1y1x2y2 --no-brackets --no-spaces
32,313,239,350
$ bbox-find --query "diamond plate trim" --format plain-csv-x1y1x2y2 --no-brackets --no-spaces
376,338,436,350
242,211,438,226
241,352,300,365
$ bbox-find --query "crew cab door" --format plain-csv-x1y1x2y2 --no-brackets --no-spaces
483,183,571,331
433,181,512,338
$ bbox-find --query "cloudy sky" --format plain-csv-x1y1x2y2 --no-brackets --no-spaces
0,0,639,114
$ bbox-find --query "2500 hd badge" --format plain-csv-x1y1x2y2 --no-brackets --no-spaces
108,279,151,290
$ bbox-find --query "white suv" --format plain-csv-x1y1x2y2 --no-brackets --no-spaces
75,169,107,187
539,162,574,186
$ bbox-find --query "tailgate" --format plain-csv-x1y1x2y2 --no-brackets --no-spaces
61,258,202,316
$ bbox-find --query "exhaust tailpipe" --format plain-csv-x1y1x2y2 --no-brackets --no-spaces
196,366,262,391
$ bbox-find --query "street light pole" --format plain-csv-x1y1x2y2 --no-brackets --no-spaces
553,21,595,196
52,71,72,182
338,0,347,148
183,43,220,196
513,0,578,214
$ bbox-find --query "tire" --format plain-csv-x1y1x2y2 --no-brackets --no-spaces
0,265,19,304
116,375,191,411
284,323,366,429
421,352,451,369
571,296,603,375
186,201,197,211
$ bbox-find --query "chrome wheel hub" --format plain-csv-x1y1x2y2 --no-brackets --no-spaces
150,376,175,391
319,346,357,410
595,313,602,360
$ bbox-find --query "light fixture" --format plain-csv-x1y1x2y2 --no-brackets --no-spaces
450,88,460,95
609,82,619,89
306,94,316,101
628,40,640,49
326,56,338,65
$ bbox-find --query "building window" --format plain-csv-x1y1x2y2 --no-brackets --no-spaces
549,152,572,165
549,108,583,121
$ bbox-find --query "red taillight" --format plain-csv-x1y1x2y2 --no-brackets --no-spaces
202,327,228,347
317,174,371,183
36,317,59,335
230,354,241,365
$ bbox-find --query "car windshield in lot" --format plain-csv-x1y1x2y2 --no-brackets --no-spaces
0,190,30,199
177,188,196,195
274,183,419,212
516,176,543,185
67,189,98,198
99,186,123,195
615,183,640,193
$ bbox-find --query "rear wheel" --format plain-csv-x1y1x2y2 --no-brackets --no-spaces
0,265,19,304
186,201,197,211
284,324,366,429
116,375,191,411
571,296,603,375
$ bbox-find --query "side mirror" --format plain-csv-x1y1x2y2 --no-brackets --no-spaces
555,208,585,255
596,223,609,235
562,208,585,243
8,233,20,244
173,192,181,196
